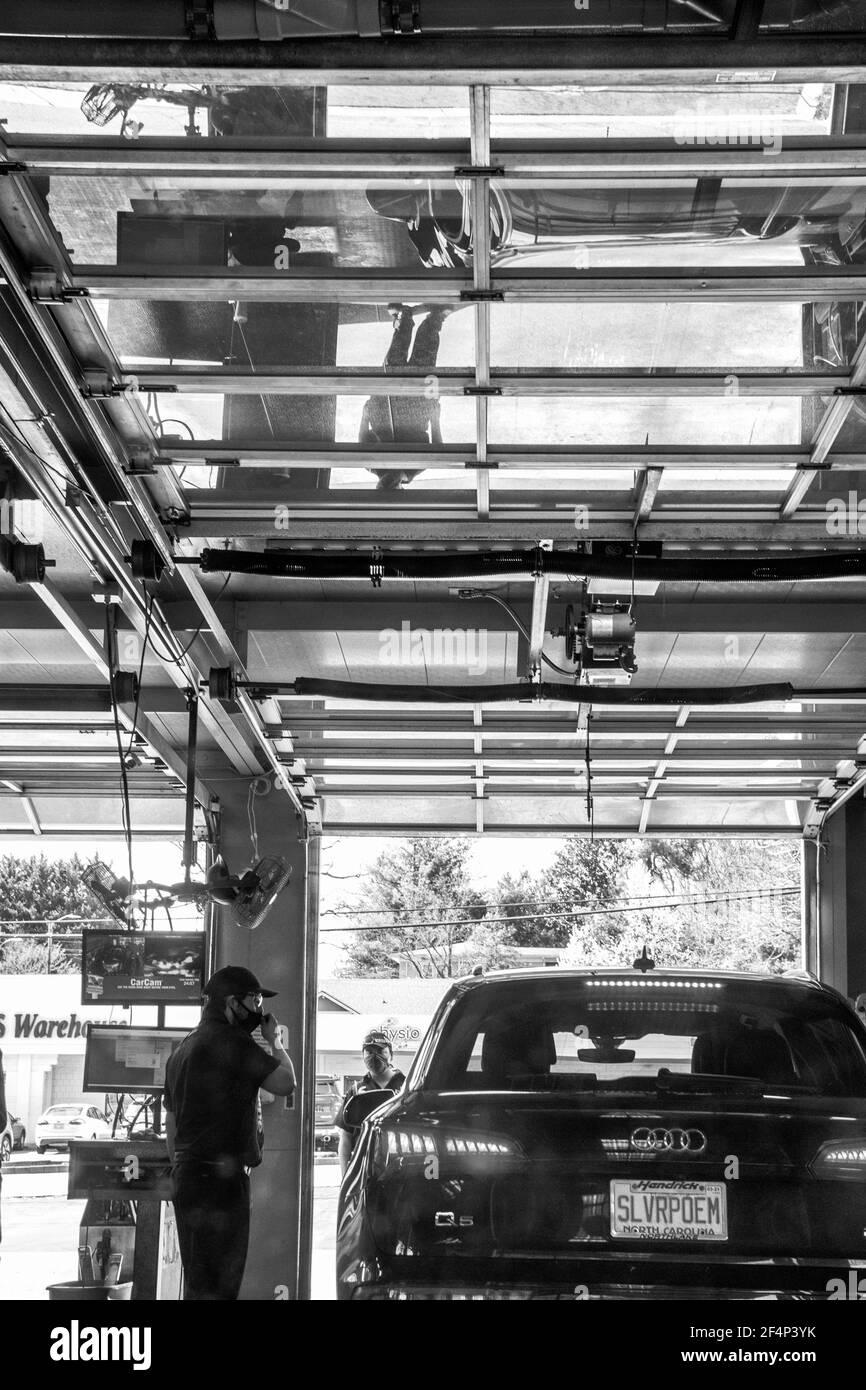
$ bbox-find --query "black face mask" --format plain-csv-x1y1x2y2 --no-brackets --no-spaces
235,1000,264,1034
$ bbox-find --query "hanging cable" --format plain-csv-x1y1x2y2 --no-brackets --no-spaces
108,670,135,917
124,592,154,759
247,780,260,861
140,574,233,668
472,591,578,679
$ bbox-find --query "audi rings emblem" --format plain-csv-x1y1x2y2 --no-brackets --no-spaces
630,1127,707,1154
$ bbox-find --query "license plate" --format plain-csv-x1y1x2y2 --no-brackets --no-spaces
610,1180,727,1242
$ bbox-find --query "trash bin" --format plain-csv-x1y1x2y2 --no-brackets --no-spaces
46,1281,133,1301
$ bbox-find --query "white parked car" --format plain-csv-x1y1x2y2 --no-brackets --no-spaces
35,1103,112,1152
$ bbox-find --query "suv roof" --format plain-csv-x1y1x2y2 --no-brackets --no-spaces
444,966,851,1014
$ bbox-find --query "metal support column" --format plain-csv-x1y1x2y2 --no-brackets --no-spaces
209,782,313,1300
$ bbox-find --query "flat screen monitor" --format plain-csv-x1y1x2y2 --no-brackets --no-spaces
81,930,206,1005
83,1025,188,1095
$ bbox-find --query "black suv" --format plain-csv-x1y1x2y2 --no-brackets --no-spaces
336,967,866,1300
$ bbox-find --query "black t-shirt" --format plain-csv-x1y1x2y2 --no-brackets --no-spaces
335,1069,406,1144
163,1011,279,1168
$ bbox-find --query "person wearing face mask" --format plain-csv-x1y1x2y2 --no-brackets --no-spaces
337,1031,405,1176
163,966,296,1300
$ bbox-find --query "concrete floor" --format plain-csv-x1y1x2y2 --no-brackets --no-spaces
0,1162,340,1301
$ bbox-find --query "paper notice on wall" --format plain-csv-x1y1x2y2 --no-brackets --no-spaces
114,1038,163,1070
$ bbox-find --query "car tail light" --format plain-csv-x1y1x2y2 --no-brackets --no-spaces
810,1141,866,1180
68,1119,83,1126
375,1126,522,1173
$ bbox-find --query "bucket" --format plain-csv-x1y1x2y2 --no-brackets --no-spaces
47,1280,133,1301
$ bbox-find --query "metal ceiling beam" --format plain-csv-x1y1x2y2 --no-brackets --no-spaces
633,467,664,526
13,137,866,181
527,567,551,681
296,748,845,768
181,500,850,544
158,442,859,469
0,189,316,823
316,782,819,798
21,597,851,637
0,365,262,784
24,576,213,808
297,756,839,778
780,328,866,519
0,777,42,834
316,822,803,837
130,370,846,398
273,712,866,733
0,35,862,84
0,686,112,713
469,84,492,524
0,778,183,794
0,297,313,826
74,266,866,303
0,827,187,840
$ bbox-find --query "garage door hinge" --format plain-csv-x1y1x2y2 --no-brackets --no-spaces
369,547,385,587
460,289,504,302
29,269,88,304
0,162,27,177
385,0,421,34
833,386,866,396
185,0,216,41
463,385,502,396
454,165,506,179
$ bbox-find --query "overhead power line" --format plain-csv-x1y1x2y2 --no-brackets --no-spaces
319,885,800,934
319,883,797,918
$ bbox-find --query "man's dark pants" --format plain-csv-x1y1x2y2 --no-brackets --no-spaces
172,1161,251,1300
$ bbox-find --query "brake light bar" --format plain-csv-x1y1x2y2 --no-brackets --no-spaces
586,980,724,990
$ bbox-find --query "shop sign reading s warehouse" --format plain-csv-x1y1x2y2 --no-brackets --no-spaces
0,1011,111,1039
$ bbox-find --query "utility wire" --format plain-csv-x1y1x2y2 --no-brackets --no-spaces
320,883,799,917
320,886,800,933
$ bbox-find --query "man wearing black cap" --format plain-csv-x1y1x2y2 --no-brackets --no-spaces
337,1030,405,1176
163,965,296,1300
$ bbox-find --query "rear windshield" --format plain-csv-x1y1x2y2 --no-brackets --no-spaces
45,1106,84,1116
421,976,866,1098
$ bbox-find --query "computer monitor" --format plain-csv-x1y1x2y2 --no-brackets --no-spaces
83,1025,188,1095
81,929,206,1005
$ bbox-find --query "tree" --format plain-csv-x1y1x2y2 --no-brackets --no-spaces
0,854,108,975
0,937,77,975
561,838,801,972
0,853,106,926
504,838,633,949
339,838,501,978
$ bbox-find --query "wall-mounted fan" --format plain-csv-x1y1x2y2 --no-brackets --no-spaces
83,855,291,932
206,856,292,931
